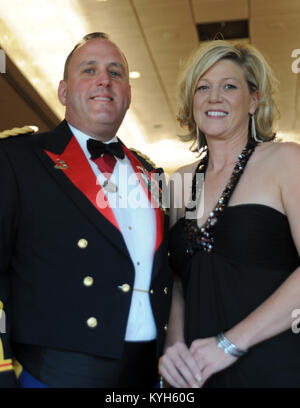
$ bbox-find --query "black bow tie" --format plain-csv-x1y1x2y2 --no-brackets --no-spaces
87,138,125,160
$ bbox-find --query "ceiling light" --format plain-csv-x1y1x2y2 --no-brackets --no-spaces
0,0,151,153
0,0,89,119
129,71,141,79
197,20,249,41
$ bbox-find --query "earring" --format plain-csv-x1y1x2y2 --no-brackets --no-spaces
196,126,201,152
251,114,262,143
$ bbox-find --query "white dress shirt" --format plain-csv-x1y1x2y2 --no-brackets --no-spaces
69,124,157,341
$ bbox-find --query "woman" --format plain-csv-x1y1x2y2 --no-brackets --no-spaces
160,40,300,388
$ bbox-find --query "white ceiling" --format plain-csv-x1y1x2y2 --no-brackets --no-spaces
1,0,300,173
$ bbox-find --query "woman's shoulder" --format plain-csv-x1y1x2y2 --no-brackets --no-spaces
273,140,300,163
170,159,200,178
168,159,200,227
269,139,299,151
256,140,300,162
256,141,300,186
277,140,300,154
277,142,300,180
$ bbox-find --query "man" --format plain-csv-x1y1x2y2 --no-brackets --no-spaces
0,32,172,388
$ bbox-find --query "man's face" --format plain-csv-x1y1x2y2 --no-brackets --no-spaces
58,38,131,141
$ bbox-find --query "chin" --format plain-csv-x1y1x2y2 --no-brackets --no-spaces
203,129,228,138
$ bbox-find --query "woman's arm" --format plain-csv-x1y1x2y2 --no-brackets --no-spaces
225,143,300,348
160,164,202,388
190,142,300,386
160,277,202,388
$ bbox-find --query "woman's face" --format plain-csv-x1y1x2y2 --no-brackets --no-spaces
193,59,258,141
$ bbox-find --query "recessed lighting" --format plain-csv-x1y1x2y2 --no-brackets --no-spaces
17,60,26,67
96,0,108,2
32,78,41,85
129,71,141,79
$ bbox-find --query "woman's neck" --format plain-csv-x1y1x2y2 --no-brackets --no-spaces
205,134,249,173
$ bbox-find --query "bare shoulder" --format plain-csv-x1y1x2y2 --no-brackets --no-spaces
277,140,300,157
262,140,300,157
170,159,199,178
260,142,300,192
272,141,300,171
277,142,300,236
255,141,300,167
168,159,199,228
168,159,199,196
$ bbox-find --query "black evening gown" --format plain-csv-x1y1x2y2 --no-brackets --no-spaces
169,204,300,387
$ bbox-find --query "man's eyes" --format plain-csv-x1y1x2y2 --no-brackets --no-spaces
82,68,122,77
109,70,122,77
83,67,95,74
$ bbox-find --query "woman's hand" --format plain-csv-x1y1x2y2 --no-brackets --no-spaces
160,341,203,388
190,337,237,386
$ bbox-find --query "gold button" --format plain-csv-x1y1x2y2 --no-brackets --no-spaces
120,283,131,293
168,251,171,256
83,276,94,287
150,289,154,295
87,317,98,328
78,238,88,249
164,324,168,331
164,287,168,295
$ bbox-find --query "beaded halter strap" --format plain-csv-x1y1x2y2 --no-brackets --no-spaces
184,140,257,255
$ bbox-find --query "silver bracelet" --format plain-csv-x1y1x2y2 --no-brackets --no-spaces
216,332,248,358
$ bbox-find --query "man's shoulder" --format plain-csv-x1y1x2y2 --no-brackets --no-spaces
0,125,39,144
0,121,67,151
129,147,158,172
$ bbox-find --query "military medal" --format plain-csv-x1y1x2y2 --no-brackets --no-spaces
54,158,69,169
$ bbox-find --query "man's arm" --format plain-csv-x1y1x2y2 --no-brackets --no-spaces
0,148,19,387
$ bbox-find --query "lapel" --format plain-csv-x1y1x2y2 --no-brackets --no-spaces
34,120,166,260
34,120,129,256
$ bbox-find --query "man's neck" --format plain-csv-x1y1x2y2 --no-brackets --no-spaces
67,122,118,143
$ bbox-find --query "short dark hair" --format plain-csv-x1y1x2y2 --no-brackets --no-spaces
63,32,110,80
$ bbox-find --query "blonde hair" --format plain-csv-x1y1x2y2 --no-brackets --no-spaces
177,40,279,146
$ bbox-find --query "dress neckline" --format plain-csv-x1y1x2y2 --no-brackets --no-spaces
183,139,257,255
172,203,287,232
